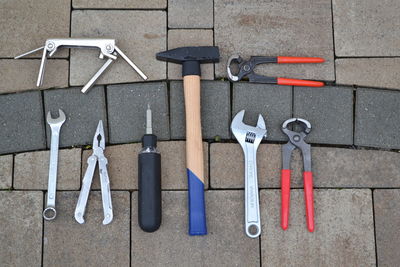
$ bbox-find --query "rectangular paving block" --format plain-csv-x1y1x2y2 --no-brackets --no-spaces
293,86,353,145
333,0,400,56
336,58,400,90
131,191,259,266
168,0,213,28
70,10,166,85
0,191,43,266
260,189,375,266
0,91,46,154
233,83,291,141
355,88,400,149
14,148,81,190
43,86,108,148
0,59,68,94
0,0,70,58
73,0,166,8
374,190,400,266
170,81,231,140
0,155,12,189
43,191,130,267
214,0,334,80
167,30,214,80
107,82,170,143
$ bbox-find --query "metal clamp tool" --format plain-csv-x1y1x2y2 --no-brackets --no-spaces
15,38,147,93
231,110,267,238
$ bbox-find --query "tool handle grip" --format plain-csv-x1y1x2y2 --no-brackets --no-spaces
183,75,207,236
281,169,291,230
277,56,325,64
304,171,314,232
138,152,162,232
277,78,324,87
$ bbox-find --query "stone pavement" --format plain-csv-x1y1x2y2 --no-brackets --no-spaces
1,0,400,266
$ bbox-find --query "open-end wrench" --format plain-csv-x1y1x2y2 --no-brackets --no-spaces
43,109,66,220
231,110,267,238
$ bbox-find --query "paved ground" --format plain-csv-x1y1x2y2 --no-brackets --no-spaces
1,0,400,266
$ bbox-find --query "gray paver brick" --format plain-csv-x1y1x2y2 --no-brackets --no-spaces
333,0,400,56
168,0,213,28
0,91,46,154
73,0,166,8
293,86,353,145
355,88,400,149
233,83,291,141
261,189,375,266
167,30,214,80
70,10,166,85
131,191,259,266
14,148,81,190
43,191,130,267
0,191,43,266
170,81,231,140
214,0,334,80
336,58,400,90
107,82,169,143
0,155,12,189
43,86,107,148
374,190,400,266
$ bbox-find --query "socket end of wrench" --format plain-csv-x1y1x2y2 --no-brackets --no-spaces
43,207,57,221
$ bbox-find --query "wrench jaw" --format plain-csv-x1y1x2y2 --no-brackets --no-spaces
46,109,66,126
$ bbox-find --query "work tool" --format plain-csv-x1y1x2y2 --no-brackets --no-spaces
138,104,162,232
43,109,66,221
231,110,267,238
281,118,314,232
15,38,147,93
156,46,220,236
75,120,113,225
227,55,325,87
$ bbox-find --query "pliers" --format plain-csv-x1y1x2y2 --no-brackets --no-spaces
281,118,314,232
227,55,325,87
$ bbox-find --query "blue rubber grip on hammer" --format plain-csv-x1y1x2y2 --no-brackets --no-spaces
187,169,207,235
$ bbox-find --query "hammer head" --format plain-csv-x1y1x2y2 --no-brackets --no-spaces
156,46,220,64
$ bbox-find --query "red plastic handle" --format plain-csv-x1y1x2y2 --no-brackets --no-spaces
303,171,314,232
281,169,291,230
277,56,325,64
277,78,324,87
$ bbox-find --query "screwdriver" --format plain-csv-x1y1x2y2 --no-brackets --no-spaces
138,104,162,232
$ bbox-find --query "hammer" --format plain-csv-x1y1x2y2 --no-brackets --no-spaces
156,46,220,235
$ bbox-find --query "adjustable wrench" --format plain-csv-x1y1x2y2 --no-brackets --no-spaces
231,110,267,238
43,109,66,220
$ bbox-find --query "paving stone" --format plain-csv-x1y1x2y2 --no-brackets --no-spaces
260,189,375,266
355,88,400,149
0,0,70,58
14,148,81,190
0,91,46,154
333,0,400,56
0,59,68,94
43,191,130,267
232,83,291,141
0,191,43,266
107,82,169,143
73,0,166,9
70,10,166,86
293,86,353,145
43,86,107,148
170,81,230,140
0,155,12,189
336,58,400,90
214,0,334,80
167,30,214,80
131,191,259,266
168,0,213,28
374,190,400,266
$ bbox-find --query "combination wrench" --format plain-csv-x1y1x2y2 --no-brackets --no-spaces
43,109,66,220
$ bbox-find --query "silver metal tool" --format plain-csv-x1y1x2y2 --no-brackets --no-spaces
15,38,147,93
75,120,113,225
43,109,66,221
231,110,267,238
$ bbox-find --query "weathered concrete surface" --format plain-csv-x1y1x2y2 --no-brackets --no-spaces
168,0,213,28
73,0,166,9
0,155,12,189
131,191,260,266
0,191,43,267
260,189,375,266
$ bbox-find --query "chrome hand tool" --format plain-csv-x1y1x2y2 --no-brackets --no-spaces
75,120,113,225
43,109,66,221
231,110,267,238
15,38,147,93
